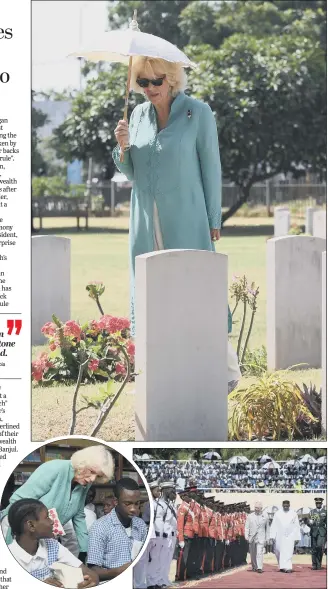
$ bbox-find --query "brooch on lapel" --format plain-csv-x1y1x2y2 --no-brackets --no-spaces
187,109,192,119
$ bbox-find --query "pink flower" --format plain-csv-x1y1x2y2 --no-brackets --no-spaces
115,362,126,375
39,352,53,370
32,367,43,381
32,352,54,382
126,341,135,357
98,315,130,334
88,359,100,372
41,322,57,337
97,315,112,332
49,342,57,352
89,320,101,333
111,316,130,333
63,320,82,341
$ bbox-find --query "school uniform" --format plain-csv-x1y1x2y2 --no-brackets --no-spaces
133,499,152,588
9,538,82,581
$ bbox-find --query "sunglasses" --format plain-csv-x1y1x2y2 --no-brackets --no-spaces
136,75,166,88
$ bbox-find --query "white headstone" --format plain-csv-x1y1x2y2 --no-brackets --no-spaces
312,210,327,240
274,207,290,237
32,236,71,345
267,236,326,370
135,249,228,441
322,251,326,436
305,207,316,235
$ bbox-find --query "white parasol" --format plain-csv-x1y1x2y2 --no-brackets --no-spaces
229,456,249,465
203,452,222,460
260,460,280,470
259,454,273,464
263,505,279,515
297,507,312,516
299,454,317,464
69,10,196,161
317,456,327,464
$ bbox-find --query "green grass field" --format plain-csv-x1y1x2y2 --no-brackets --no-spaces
33,216,270,347
32,217,322,441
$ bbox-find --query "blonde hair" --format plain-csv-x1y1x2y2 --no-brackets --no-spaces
130,56,187,97
71,445,115,484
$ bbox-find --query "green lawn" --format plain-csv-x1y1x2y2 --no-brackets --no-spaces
32,217,322,441
34,216,269,347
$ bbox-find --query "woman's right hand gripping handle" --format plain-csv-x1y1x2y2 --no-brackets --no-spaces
114,119,129,151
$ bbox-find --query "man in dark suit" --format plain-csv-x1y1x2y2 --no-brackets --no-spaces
308,497,326,570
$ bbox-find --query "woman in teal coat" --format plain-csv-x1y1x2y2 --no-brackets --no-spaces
113,56,240,392
1,445,114,554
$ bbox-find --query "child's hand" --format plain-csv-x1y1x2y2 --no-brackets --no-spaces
78,573,99,587
44,578,64,587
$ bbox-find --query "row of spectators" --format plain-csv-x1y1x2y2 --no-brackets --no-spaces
135,458,326,492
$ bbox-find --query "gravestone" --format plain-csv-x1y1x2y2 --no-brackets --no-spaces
135,249,228,441
305,207,316,235
274,207,290,237
312,210,327,240
32,236,71,345
322,251,326,436
267,236,326,370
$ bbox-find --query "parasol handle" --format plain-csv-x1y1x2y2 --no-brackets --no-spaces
120,10,138,162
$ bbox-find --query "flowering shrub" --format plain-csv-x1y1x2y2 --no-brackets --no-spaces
32,313,134,385
32,281,135,386
32,281,136,436
32,352,54,382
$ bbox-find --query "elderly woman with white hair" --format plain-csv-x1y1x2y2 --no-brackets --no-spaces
1,445,114,557
113,56,241,392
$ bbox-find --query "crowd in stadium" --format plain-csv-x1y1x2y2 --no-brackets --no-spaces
135,454,327,492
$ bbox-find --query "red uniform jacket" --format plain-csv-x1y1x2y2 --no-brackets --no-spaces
199,506,210,538
208,509,217,539
177,501,194,542
216,513,224,541
191,501,201,536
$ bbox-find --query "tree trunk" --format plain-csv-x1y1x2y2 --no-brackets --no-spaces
222,185,251,225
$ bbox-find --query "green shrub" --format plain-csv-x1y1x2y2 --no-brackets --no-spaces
241,346,267,377
288,224,303,235
32,176,86,198
228,370,318,441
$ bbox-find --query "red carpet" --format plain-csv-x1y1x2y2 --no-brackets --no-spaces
182,564,327,588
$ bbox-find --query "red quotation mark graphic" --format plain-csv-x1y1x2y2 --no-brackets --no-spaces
7,319,22,335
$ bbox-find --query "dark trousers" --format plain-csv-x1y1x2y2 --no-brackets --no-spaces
214,540,225,572
224,542,232,568
176,537,192,581
312,536,324,569
188,536,203,577
204,538,215,573
199,537,207,573
230,540,238,567
234,537,245,566
240,536,248,564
